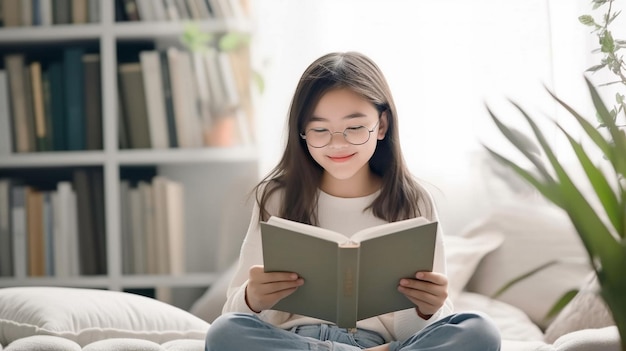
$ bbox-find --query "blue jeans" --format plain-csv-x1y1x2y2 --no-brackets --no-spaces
205,312,501,351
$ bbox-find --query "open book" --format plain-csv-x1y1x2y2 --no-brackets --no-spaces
261,216,438,328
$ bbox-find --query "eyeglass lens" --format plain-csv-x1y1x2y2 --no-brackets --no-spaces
304,126,371,148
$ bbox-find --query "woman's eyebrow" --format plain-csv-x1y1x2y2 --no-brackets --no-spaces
309,112,368,122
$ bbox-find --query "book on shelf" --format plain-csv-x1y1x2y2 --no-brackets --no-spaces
152,176,185,275
71,0,89,24
159,50,179,147
26,186,45,277
166,47,203,148
119,180,134,274
4,54,35,153
139,180,157,274
0,70,13,155
1,1,18,27
41,66,55,152
83,53,103,150
118,62,151,149
128,185,146,273
63,47,86,151
73,168,106,275
191,51,213,143
139,50,169,149
42,191,54,276
0,179,14,276
47,61,67,151
10,185,27,278
53,0,72,25
261,216,438,328
29,61,50,152
118,176,185,275
52,181,79,277
1,0,98,27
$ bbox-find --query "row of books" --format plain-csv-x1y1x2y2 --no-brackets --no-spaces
118,46,253,150
117,0,248,22
0,172,185,278
0,169,105,278
0,0,101,27
119,176,185,275
0,49,102,154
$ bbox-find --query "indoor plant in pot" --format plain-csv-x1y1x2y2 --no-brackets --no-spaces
484,77,626,350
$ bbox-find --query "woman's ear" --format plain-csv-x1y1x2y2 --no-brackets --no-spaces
377,111,389,140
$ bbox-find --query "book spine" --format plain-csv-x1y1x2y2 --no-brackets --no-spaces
336,246,359,329
0,70,14,155
63,47,86,151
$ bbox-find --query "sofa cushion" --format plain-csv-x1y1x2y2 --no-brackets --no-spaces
444,222,504,300
552,326,620,351
82,338,164,351
453,291,544,342
543,272,614,343
465,203,591,329
0,287,210,347
3,335,82,351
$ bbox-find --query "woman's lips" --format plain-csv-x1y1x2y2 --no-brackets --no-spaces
328,153,355,162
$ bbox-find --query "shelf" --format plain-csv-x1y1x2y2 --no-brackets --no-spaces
116,146,258,164
119,273,218,287
0,151,107,168
0,273,217,289
0,24,104,43
0,1,257,308
113,19,252,40
0,275,110,288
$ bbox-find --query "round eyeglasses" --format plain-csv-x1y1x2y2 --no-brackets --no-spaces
300,119,381,148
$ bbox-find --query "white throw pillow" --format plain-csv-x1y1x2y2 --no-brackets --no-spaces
443,226,504,301
543,272,614,343
0,287,210,347
465,203,591,329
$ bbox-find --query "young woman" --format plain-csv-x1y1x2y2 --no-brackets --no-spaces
205,52,501,351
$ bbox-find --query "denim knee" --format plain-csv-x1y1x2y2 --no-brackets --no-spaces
452,311,501,350
205,313,263,348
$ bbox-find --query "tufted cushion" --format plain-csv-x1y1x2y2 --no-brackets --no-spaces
3,335,82,351
0,287,210,347
543,273,615,343
465,203,591,329
82,338,164,351
444,224,504,300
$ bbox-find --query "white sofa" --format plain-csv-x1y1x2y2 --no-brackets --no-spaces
188,171,621,351
0,162,621,350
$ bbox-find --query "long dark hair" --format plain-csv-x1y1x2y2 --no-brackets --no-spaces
254,51,432,224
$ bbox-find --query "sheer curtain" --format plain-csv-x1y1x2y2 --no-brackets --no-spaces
249,0,618,235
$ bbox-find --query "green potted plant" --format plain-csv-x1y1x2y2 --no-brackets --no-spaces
484,2,625,348
484,76,626,351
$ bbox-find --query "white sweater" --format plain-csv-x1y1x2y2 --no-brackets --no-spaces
222,189,453,342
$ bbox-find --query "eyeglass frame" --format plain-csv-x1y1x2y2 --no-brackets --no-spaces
299,117,381,148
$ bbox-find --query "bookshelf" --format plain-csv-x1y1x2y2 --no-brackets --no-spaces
0,0,258,309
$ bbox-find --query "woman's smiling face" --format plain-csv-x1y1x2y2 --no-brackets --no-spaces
304,88,386,194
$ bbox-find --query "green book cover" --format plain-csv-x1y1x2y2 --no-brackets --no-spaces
261,216,438,328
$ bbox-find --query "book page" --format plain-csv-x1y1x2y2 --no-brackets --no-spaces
266,216,348,244
351,216,431,242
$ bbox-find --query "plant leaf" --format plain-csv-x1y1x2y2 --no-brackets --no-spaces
491,261,560,298
557,124,623,234
485,105,553,182
585,77,626,177
547,87,617,174
579,14,596,26
544,290,579,320
482,146,563,207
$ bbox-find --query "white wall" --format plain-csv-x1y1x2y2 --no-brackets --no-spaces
248,0,624,236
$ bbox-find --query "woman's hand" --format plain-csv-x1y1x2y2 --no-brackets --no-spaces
397,271,448,318
245,265,304,313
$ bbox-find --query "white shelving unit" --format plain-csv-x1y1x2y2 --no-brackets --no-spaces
0,1,258,309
